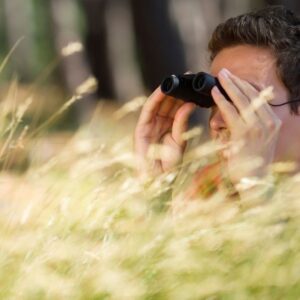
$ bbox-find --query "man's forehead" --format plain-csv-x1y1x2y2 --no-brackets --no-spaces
210,45,277,88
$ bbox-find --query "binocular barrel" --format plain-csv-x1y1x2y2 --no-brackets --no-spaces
160,72,229,108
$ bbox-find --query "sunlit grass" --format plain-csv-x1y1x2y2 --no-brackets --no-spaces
0,72,300,299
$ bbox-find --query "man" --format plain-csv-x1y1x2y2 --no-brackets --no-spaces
134,6,300,200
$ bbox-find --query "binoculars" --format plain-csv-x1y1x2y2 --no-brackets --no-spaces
160,72,229,108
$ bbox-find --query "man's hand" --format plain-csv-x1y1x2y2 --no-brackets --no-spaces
134,86,196,178
211,68,282,185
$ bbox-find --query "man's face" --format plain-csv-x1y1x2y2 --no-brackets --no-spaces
209,44,300,164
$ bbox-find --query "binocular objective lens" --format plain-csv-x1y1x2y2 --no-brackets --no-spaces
161,78,174,93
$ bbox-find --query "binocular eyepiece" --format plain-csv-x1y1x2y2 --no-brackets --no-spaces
160,72,229,108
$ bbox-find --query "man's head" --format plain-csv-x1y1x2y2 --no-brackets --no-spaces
209,5,300,115
208,6,300,164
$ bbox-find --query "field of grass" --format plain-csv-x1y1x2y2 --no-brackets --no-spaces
0,80,299,300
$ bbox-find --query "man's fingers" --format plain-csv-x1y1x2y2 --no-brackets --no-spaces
172,103,196,146
227,71,280,129
169,99,184,118
136,86,167,127
157,96,182,118
218,69,258,125
229,72,258,102
211,86,241,132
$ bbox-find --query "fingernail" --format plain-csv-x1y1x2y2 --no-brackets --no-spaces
220,68,230,78
212,86,221,95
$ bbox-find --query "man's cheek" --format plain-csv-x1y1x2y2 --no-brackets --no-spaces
272,107,288,121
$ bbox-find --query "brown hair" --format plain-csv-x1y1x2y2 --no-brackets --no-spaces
208,6,300,114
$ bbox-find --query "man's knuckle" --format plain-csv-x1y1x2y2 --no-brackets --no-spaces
267,119,282,132
266,120,276,131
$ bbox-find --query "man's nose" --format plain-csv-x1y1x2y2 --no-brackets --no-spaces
209,109,227,132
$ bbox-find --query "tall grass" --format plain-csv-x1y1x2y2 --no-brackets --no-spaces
0,59,300,300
